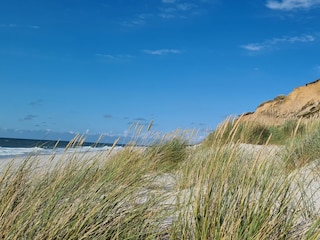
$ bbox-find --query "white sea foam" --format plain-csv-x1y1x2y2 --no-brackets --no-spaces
0,147,47,158
0,146,122,159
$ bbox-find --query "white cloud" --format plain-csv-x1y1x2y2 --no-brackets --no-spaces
283,34,315,43
122,19,145,27
1,24,40,29
121,1,209,27
241,44,265,51
96,53,133,61
96,53,115,59
144,49,181,55
242,34,316,51
266,0,320,10
122,13,154,27
28,25,40,29
159,2,199,18
160,7,177,13
176,3,198,11
158,13,177,19
122,1,207,26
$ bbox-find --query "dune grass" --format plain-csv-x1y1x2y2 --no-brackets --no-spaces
1,118,320,239
0,144,173,239
203,116,307,146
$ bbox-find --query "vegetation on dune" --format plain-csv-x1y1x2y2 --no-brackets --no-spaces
146,138,187,172
285,123,320,170
0,148,171,239
1,118,320,239
203,117,307,146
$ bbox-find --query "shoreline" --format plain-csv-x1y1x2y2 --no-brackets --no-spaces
0,147,122,172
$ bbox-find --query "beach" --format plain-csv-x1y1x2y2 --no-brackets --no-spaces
1,139,320,238
0,146,123,173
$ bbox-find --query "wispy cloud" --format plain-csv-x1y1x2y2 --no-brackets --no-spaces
144,49,181,55
159,1,199,19
0,23,40,29
241,34,316,51
123,1,210,27
241,44,265,51
28,25,40,29
104,114,113,119
96,54,116,59
176,3,198,11
266,0,320,10
96,53,133,62
122,14,154,27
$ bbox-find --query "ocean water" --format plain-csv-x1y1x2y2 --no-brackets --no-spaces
0,137,123,159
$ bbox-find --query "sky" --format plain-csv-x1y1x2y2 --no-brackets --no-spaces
1,0,320,143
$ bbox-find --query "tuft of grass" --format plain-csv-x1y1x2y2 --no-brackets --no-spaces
203,117,307,146
0,145,172,239
172,139,307,239
202,117,272,146
146,138,187,172
285,126,320,170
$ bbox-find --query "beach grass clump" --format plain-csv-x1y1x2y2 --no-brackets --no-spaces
171,138,312,239
169,117,320,239
202,117,272,146
285,125,320,170
203,117,307,146
0,146,172,239
146,137,187,172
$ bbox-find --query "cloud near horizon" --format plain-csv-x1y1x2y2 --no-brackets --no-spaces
242,34,316,51
266,0,320,10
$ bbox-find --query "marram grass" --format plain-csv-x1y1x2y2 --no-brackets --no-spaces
1,119,320,239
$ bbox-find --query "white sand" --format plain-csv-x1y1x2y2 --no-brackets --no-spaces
0,148,119,173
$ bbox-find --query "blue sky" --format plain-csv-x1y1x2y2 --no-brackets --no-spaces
1,0,320,143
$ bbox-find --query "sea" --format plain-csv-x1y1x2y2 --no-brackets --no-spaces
0,137,125,159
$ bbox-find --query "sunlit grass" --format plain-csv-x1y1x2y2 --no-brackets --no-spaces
1,118,320,239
